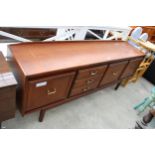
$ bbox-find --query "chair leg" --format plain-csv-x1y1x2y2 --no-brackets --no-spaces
143,111,153,124
39,109,46,122
121,79,130,87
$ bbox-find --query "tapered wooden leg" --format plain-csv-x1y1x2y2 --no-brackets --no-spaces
39,110,46,122
114,82,121,90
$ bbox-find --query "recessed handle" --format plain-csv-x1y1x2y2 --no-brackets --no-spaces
90,70,97,76
112,72,118,76
86,79,94,84
83,87,90,92
47,88,56,95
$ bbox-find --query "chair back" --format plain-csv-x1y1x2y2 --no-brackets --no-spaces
128,27,143,47
139,33,148,42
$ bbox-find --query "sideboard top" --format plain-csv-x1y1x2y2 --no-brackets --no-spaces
8,41,145,77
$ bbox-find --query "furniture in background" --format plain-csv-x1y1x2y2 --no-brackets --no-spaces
135,101,155,129
0,26,131,57
141,26,155,43
140,26,155,84
130,26,155,43
143,59,155,85
0,27,56,42
0,52,17,128
0,26,131,43
116,27,155,88
134,87,155,113
7,40,144,122
128,27,143,48
129,26,155,85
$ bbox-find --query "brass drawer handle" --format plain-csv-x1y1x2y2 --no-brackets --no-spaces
83,87,90,92
90,70,97,76
112,72,118,76
86,79,94,84
47,89,56,95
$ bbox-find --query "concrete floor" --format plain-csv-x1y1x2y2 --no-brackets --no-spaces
3,78,155,129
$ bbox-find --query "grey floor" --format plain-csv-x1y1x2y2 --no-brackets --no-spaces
3,78,155,129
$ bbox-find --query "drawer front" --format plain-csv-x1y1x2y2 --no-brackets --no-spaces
71,82,99,96
27,72,75,110
77,65,107,79
121,58,143,78
100,61,128,86
73,75,102,88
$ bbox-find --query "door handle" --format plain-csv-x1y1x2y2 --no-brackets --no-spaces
86,79,94,84
83,87,90,92
90,70,97,76
47,88,57,95
112,72,118,76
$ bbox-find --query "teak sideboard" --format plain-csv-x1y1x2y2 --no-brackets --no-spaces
7,41,145,122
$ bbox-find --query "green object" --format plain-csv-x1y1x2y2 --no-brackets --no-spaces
134,87,155,113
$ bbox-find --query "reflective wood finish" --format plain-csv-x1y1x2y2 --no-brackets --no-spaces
8,41,145,121
100,61,128,86
8,41,144,77
27,72,75,111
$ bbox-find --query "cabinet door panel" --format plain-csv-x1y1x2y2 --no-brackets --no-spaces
26,72,75,110
121,58,143,78
100,61,128,86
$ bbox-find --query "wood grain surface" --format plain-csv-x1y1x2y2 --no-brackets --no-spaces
9,41,144,77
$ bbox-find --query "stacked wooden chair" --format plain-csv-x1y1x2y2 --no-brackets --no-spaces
121,27,155,87
118,27,155,114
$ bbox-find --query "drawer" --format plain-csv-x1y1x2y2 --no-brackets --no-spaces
121,58,143,78
71,82,99,96
77,65,107,79
100,61,128,86
26,72,75,110
73,75,102,88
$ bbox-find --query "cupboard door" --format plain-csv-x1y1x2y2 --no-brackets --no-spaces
26,72,75,110
121,58,143,79
100,61,128,86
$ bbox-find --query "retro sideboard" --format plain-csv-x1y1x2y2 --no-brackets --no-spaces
7,40,145,122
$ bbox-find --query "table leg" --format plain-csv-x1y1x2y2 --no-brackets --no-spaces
39,109,46,122
0,122,2,129
114,82,121,90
